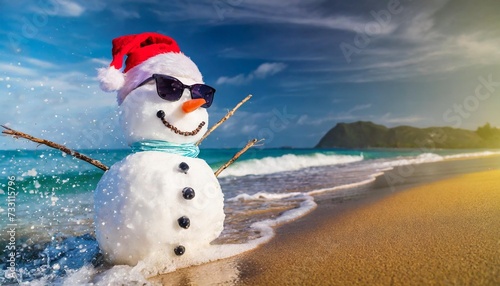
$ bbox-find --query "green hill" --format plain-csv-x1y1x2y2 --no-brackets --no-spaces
315,121,500,149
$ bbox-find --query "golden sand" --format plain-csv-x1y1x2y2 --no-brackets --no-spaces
152,170,500,285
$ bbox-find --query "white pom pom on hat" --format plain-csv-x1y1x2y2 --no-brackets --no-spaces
97,32,181,93
97,66,125,92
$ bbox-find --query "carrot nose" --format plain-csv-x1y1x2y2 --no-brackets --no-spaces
182,98,206,113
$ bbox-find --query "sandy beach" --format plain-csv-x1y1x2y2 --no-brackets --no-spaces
152,159,500,285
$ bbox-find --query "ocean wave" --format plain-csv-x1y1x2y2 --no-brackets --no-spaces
443,150,500,160
307,171,386,196
218,153,364,177
228,191,304,202
378,152,444,168
375,150,500,169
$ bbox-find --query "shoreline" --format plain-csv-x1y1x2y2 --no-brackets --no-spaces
151,156,500,285
234,169,500,285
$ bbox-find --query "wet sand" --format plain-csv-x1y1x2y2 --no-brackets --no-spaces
152,158,500,285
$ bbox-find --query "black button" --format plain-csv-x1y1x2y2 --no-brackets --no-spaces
179,162,189,173
174,245,185,256
182,187,195,200
177,216,190,229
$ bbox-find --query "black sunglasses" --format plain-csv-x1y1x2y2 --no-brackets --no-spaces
134,74,215,108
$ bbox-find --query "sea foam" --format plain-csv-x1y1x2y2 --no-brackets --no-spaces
218,153,364,177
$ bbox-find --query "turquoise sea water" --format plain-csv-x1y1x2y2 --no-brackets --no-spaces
0,147,499,284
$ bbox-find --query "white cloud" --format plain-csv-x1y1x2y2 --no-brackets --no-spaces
220,118,238,132
253,63,286,78
22,57,58,69
348,104,372,113
328,0,500,83
151,1,398,34
402,11,438,43
299,111,425,128
285,15,397,35
0,64,92,94
111,7,141,19
59,0,85,16
33,0,85,17
212,110,275,136
216,62,286,85
237,0,499,85
379,113,426,125
241,124,258,134
216,74,248,85
299,103,372,126
90,58,111,66
455,33,500,64
297,115,309,125
0,63,40,77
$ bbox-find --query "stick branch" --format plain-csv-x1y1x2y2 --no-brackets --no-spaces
1,125,109,171
196,94,252,146
214,138,263,177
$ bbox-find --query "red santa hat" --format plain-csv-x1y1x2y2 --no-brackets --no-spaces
98,32,203,104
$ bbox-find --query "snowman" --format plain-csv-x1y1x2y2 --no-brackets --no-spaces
94,32,225,267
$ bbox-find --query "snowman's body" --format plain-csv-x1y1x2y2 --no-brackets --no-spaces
94,152,224,265
95,40,225,267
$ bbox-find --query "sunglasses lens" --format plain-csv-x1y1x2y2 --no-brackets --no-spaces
155,76,184,101
191,84,215,108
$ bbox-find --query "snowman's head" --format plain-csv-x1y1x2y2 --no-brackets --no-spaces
118,53,212,144
97,33,214,145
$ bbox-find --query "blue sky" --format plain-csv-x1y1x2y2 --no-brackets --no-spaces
1,0,499,149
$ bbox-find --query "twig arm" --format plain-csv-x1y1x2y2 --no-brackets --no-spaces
196,94,252,146
214,138,263,177
1,125,109,171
